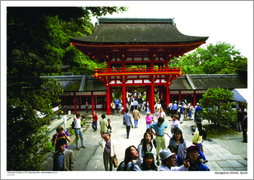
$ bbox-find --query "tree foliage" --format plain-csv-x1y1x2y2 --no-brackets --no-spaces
199,87,237,126
7,6,127,171
168,42,247,74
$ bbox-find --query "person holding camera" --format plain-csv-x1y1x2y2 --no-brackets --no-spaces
52,126,71,152
98,132,116,171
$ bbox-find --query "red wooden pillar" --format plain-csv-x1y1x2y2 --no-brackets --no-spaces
110,86,112,105
122,81,126,111
151,81,155,114
74,92,77,114
91,92,94,113
107,85,111,115
193,90,196,108
166,83,170,108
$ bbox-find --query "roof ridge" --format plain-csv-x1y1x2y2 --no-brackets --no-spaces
79,75,86,91
186,74,196,90
98,17,175,24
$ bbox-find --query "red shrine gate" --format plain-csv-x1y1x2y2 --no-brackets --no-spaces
70,18,208,115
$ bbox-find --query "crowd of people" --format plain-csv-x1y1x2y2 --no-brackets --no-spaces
51,93,247,172
116,107,210,171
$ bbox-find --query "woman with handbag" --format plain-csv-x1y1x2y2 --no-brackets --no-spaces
98,132,116,171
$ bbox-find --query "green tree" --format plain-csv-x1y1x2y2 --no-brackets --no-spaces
168,42,247,74
199,87,237,126
7,6,127,171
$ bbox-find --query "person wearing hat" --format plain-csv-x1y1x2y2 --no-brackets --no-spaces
140,151,158,171
98,132,116,171
158,148,189,171
168,144,184,166
185,145,210,171
145,111,154,129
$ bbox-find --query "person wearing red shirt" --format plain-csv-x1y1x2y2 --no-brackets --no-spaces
92,111,98,132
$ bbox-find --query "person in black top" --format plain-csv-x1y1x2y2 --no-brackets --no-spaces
237,108,244,132
242,111,248,143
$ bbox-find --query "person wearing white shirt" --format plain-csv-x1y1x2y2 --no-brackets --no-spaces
170,115,180,135
73,113,86,150
133,99,139,109
154,100,161,112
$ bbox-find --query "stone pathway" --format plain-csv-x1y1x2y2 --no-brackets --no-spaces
41,111,248,172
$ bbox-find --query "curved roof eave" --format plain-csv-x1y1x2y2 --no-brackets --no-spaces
69,22,208,44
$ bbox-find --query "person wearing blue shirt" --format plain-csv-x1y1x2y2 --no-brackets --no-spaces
115,97,120,113
150,117,168,166
172,101,178,115
195,103,203,121
179,103,184,123
185,145,209,171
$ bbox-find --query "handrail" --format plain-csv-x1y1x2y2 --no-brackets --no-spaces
94,67,181,74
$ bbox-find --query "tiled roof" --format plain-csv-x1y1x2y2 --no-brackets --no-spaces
188,74,247,90
42,73,247,92
84,75,107,91
42,75,107,92
169,75,192,90
69,18,208,44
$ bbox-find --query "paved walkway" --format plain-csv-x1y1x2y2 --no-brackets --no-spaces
41,110,247,172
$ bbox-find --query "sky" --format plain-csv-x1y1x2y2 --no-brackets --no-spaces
1,1,253,179
88,1,253,61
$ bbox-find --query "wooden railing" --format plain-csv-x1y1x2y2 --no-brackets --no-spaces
94,67,182,74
